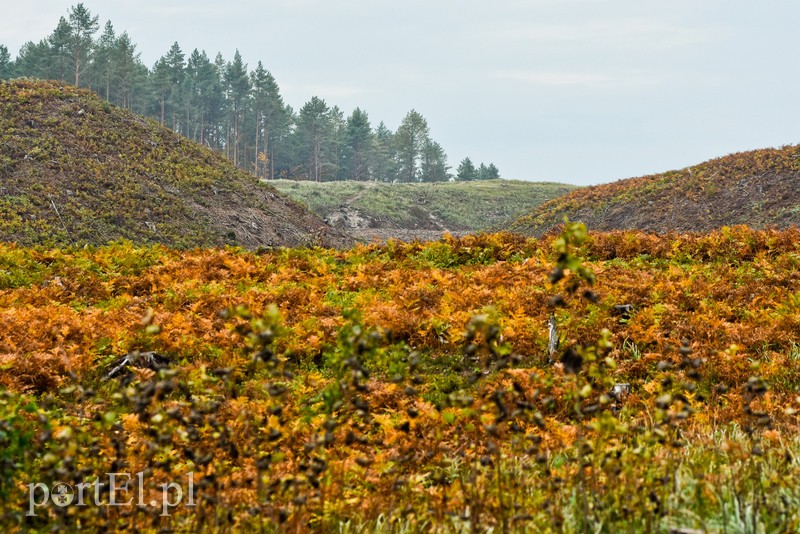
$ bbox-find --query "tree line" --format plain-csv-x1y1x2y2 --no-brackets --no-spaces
0,4,501,183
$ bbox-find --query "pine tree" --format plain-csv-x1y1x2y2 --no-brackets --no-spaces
457,157,478,181
297,97,332,181
185,49,219,145
485,163,500,180
223,50,250,166
14,40,54,80
0,45,13,79
371,122,396,182
150,43,185,128
251,61,290,179
111,32,146,111
48,17,72,81
478,162,489,180
91,21,116,100
150,57,172,125
329,105,346,180
163,42,186,132
344,108,372,181
395,110,430,182
420,140,450,182
67,3,99,86
275,104,297,179
208,52,227,150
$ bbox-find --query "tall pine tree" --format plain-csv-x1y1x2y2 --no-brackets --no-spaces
49,17,72,81
371,122,396,182
91,21,116,100
457,157,478,181
163,42,186,132
344,108,372,181
394,110,429,183
66,3,99,86
251,61,290,179
223,50,250,166
420,140,449,182
297,97,332,182
0,45,13,79
185,49,219,145
111,32,146,111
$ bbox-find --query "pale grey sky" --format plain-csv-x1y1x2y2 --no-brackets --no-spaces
2,0,798,185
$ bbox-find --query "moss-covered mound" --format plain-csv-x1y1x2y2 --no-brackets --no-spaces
0,80,350,248
272,178,576,242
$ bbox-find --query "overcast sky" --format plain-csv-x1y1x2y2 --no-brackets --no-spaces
3,1,799,185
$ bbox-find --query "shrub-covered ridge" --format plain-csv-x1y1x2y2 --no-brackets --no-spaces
510,145,800,236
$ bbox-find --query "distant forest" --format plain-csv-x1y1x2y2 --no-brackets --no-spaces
0,4,500,183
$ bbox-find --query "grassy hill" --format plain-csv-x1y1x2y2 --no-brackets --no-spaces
271,178,575,242
509,145,800,236
0,80,350,249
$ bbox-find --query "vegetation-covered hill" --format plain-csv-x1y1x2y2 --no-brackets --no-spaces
509,145,800,235
0,80,350,248
271,178,575,242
